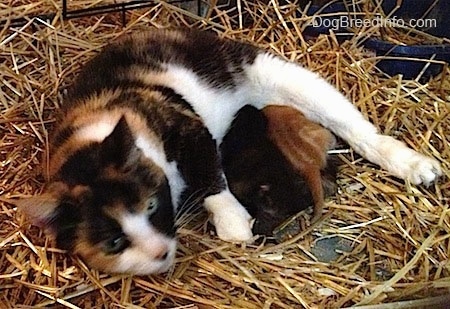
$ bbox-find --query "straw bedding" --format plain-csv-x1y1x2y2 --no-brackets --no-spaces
1,1,449,308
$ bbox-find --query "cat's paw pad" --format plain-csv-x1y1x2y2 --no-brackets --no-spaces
204,191,254,242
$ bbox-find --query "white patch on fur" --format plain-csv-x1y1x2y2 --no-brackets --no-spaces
161,64,253,143
204,189,253,242
74,119,116,142
115,212,177,275
135,135,186,208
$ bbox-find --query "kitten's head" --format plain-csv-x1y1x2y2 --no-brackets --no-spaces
17,117,177,275
230,169,314,235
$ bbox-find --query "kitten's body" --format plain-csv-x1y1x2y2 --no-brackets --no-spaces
263,105,337,223
222,105,337,235
18,28,441,275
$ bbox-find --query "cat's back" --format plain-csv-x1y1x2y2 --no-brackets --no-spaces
66,29,258,105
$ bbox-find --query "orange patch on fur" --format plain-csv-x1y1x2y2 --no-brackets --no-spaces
48,89,168,179
263,105,335,222
74,237,120,274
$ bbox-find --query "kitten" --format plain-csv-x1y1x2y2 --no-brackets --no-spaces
17,28,441,275
221,105,337,235
263,105,337,223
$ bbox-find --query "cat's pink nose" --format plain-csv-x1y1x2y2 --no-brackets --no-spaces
157,251,169,260
154,247,169,260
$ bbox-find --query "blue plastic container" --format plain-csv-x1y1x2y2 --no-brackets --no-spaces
366,0,450,80
363,38,450,80
381,0,450,39
303,1,450,80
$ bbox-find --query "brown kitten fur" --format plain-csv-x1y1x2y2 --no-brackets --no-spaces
263,106,336,222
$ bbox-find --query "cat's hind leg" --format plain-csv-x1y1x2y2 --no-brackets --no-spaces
245,53,441,186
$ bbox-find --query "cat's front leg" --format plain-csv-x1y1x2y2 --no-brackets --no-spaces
171,124,253,242
204,189,254,242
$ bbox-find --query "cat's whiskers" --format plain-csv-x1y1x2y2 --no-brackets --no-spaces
175,189,208,229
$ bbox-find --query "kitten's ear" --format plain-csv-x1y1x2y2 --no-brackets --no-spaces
101,116,138,167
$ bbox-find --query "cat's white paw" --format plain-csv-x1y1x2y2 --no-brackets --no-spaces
204,190,254,242
406,155,442,186
372,136,442,186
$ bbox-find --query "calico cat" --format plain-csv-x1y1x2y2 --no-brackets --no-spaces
17,28,441,275
222,105,337,235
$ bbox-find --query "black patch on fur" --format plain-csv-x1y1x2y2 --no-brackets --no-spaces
151,85,197,115
100,116,136,168
52,200,82,250
87,207,124,246
65,29,258,105
148,181,176,237
160,29,258,88
59,144,103,186
171,125,225,203
52,125,75,150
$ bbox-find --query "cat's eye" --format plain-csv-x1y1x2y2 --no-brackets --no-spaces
146,197,159,216
102,233,130,255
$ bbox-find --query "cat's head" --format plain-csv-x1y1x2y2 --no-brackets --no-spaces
16,117,177,275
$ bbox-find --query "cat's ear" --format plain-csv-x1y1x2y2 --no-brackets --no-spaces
15,182,68,233
16,195,59,229
101,116,139,168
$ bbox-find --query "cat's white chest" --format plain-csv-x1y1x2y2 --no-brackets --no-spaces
163,64,252,143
